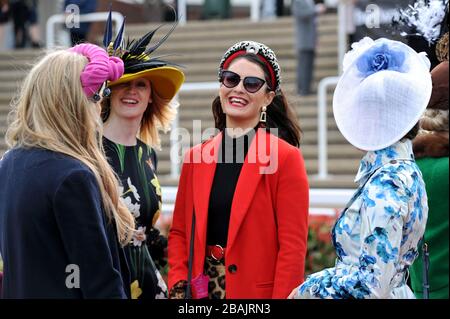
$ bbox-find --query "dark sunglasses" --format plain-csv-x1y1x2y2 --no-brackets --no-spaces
220,70,267,93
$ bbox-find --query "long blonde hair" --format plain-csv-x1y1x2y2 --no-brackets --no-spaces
6,49,134,245
101,85,178,150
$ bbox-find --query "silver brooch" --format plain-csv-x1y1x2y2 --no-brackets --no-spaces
246,42,261,55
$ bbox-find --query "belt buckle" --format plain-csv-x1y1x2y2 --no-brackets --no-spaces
211,244,224,261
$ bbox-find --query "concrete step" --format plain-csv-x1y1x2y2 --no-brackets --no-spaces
0,46,338,71
154,42,337,59
0,49,42,59
125,15,337,35
126,24,338,43
178,59,337,75
0,70,29,81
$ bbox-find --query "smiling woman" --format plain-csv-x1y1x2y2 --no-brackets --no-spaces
168,41,310,299
100,12,185,299
108,78,153,123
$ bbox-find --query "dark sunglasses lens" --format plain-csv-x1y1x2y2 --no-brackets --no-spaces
222,72,240,88
244,77,265,93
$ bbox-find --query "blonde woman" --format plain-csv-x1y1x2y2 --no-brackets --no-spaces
101,20,184,299
0,43,135,298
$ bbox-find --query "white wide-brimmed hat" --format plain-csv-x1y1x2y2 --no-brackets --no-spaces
333,37,433,151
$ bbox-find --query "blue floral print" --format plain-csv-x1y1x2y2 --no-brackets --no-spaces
296,140,428,299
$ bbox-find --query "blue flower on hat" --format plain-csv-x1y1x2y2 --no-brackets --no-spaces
356,42,407,77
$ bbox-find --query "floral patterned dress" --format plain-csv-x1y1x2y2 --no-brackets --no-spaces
103,137,168,299
296,140,428,299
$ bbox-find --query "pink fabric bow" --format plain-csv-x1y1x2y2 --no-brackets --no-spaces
69,43,124,98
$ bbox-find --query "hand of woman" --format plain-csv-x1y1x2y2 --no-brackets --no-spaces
288,287,299,299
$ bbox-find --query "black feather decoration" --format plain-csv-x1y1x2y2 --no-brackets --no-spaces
102,9,181,75
145,21,178,56
113,17,126,51
128,25,163,57
125,61,169,73
103,7,113,48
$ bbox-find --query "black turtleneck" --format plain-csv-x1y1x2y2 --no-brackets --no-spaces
207,128,257,247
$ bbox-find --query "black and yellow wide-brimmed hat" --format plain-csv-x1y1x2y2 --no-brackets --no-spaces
103,11,185,100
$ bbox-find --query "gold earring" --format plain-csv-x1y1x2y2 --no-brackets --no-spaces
260,106,267,123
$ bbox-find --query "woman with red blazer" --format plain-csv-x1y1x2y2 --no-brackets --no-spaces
168,41,309,299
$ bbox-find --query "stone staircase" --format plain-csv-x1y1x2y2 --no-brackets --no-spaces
0,14,362,188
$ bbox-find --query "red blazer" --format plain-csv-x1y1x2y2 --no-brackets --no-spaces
168,129,309,299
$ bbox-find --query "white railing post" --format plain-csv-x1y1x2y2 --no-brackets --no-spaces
46,14,61,49
337,1,348,75
178,0,187,25
317,76,339,180
251,0,261,22
46,12,124,49
170,93,181,179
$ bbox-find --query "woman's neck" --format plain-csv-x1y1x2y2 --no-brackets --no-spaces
224,127,256,138
103,115,141,146
225,118,260,138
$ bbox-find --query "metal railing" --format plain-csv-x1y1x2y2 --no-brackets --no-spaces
316,76,339,180
315,1,348,180
46,12,125,49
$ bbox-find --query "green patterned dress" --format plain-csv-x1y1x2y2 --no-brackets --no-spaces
103,137,168,299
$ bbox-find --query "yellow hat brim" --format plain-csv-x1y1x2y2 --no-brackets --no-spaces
108,66,185,100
